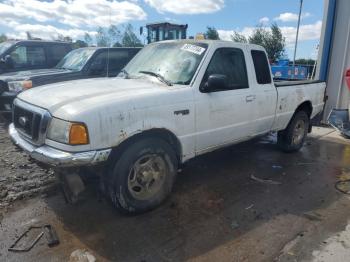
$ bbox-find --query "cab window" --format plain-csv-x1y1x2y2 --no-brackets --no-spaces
251,50,272,84
9,46,46,69
108,50,130,76
202,48,249,91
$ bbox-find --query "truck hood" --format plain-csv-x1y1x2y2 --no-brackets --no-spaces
0,68,71,82
18,77,176,115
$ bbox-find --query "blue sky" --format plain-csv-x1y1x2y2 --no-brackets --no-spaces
0,0,324,59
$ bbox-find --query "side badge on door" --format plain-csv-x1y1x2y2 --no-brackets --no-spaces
174,110,190,116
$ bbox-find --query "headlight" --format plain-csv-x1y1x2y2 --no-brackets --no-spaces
8,80,32,92
47,118,89,145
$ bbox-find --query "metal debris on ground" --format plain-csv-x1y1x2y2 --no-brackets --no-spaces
250,174,282,185
303,212,323,221
245,204,254,210
272,165,283,169
335,180,350,195
69,249,96,262
8,226,44,252
231,220,240,230
8,224,59,252
296,162,316,166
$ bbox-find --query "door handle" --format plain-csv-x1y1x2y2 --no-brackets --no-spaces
246,95,256,102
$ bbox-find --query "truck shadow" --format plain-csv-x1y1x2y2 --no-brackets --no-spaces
46,133,350,261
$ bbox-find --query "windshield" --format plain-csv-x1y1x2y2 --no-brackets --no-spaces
0,42,13,56
56,48,95,71
122,42,208,85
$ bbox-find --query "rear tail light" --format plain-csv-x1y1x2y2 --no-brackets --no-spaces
346,69,350,91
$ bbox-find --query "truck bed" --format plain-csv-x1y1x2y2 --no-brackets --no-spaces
272,81,326,132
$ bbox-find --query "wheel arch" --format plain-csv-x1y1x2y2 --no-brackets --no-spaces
109,128,183,165
293,100,313,133
295,100,313,118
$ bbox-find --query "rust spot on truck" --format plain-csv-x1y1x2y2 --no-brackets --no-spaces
119,130,128,140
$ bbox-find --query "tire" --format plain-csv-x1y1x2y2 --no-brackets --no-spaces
277,110,310,153
108,138,178,214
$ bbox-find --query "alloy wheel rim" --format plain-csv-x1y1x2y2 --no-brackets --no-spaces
292,119,305,145
127,154,167,200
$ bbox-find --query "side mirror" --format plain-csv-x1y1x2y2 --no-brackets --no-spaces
2,55,13,69
200,74,227,93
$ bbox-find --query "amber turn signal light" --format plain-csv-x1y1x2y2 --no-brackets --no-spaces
22,80,33,90
69,123,89,145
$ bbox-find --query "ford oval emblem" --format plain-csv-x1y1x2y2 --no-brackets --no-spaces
18,116,28,127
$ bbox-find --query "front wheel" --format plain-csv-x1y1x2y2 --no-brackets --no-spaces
109,138,178,214
277,110,310,152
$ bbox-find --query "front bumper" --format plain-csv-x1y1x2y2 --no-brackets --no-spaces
9,123,111,167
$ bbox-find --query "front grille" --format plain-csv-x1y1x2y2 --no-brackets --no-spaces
13,100,51,145
14,105,40,141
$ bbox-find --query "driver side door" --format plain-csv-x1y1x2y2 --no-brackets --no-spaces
194,47,255,154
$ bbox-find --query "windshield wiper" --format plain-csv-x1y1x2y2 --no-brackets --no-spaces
139,70,172,86
56,66,71,70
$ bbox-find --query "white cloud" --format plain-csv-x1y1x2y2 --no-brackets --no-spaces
274,12,311,22
280,20,322,45
144,0,224,14
259,17,270,25
5,23,98,41
218,20,322,45
0,0,147,28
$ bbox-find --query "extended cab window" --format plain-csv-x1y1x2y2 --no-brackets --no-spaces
251,50,271,84
202,48,248,91
9,46,46,68
108,50,130,76
49,45,70,66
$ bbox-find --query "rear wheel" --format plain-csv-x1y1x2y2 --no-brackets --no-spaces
108,138,178,214
277,110,310,152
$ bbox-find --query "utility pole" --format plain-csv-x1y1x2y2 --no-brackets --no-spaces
292,0,303,78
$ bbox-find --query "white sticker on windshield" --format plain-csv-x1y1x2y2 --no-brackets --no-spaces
181,44,205,55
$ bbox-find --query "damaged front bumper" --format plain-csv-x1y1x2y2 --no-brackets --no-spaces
9,123,111,167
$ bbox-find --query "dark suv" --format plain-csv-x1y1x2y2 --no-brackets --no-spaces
0,47,141,114
0,40,72,75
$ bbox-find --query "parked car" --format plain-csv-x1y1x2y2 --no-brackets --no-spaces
0,47,141,114
9,40,326,214
0,40,72,75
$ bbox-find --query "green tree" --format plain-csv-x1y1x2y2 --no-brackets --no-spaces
231,32,247,43
108,25,122,47
295,58,315,65
73,40,88,49
96,27,109,47
84,33,93,46
204,26,220,40
121,24,143,47
232,23,285,62
63,36,73,43
113,42,123,47
0,34,7,43
264,23,285,62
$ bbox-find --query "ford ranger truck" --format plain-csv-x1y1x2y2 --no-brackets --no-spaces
9,40,326,213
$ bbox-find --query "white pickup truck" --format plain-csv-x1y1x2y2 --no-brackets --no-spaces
9,40,326,213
